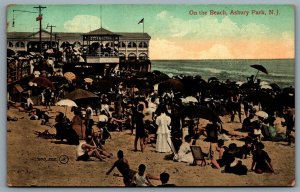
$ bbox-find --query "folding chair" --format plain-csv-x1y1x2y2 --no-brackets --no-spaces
190,145,206,166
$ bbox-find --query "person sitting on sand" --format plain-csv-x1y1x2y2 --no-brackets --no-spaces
211,143,237,169
86,135,113,159
250,142,274,174
234,139,253,159
98,110,109,129
131,164,153,186
40,111,51,125
76,136,106,162
157,172,176,187
175,135,194,164
242,113,255,132
107,112,126,132
215,139,227,160
106,150,136,186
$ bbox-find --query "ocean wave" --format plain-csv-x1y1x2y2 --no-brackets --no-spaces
152,59,295,87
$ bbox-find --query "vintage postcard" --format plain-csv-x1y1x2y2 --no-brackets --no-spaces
7,4,295,187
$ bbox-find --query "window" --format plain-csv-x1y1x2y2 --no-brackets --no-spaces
119,42,126,48
8,41,14,48
128,53,137,61
16,41,25,48
139,53,148,60
127,42,136,48
138,42,148,48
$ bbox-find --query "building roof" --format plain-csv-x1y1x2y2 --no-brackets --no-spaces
7,32,32,39
84,27,119,36
119,32,151,39
8,28,151,40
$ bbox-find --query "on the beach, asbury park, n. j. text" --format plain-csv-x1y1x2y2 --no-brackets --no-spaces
189,9,280,16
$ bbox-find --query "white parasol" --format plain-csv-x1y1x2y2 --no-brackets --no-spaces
255,111,268,119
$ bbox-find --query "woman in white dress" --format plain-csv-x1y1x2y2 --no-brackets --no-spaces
155,107,172,153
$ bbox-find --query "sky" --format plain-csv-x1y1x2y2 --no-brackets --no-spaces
6,4,295,60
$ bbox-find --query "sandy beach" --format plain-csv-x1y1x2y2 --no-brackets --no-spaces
7,105,295,187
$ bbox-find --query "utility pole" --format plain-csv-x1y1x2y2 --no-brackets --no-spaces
34,5,46,53
46,24,56,48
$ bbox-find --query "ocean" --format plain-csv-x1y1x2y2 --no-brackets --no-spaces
151,59,295,88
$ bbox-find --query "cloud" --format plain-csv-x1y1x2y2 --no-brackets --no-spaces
64,15,101,33
155,11,270,39
198,44,233,59
150,38,197,59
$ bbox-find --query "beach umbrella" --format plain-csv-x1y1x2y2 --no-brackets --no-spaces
181,96,198,104
55,99,77,107
64,72,76,82
245,90,274,105
251,64,268,82
65,88,99,101
180,105,222,123
255,111,268,119
208,77,219,83
269,83,281,92
259,81,269,86
260,84,272,90
55,99,78,114
30,77,55,90
158,79,183,95
251,64,268,75
84,78,93,84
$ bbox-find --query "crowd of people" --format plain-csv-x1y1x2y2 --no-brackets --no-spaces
8,49,295,186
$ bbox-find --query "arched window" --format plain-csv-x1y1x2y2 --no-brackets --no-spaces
119,42,126,48
16,41,25,48
7,41,14,48
138,42,148,48
127,42,137,48
119,53,126,61
139,53,148,60
128,53,137,61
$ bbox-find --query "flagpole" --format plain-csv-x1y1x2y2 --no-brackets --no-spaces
143,19,144,35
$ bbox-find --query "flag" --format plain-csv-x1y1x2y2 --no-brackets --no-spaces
36,15,43,21
138,18,144,24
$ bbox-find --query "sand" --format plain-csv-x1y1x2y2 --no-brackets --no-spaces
7,105,295,187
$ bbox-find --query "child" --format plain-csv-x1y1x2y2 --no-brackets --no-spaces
132,164,153,186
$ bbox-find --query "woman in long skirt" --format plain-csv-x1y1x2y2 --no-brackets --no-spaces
155,107,172,153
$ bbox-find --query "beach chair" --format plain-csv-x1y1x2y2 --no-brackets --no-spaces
190,145,206,166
